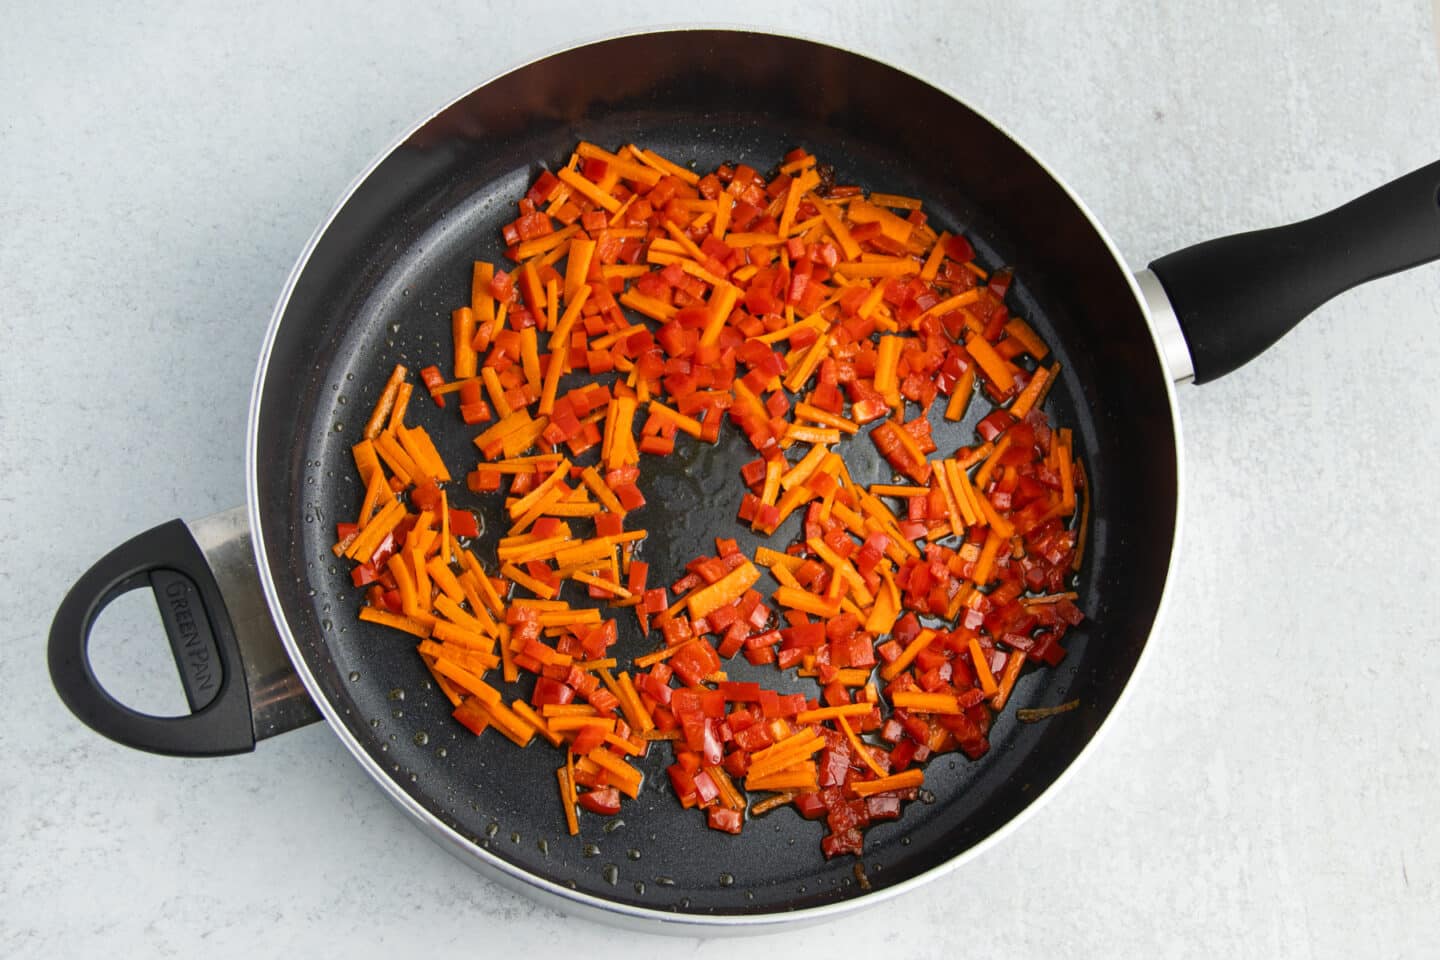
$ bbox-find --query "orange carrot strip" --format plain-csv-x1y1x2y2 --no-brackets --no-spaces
793,403,860,435
578,466,624,514
971,529,1004,586
965,333,1016,394
974,488,1016,539
557,767,579,836
597,734,640,758
432,595,489,638
1057,431,1076,515
812,196,861,261
618,288,677,323
779,443,830,492
407,546,432,614
345,499,406,561
745,765,819,792
538,285,591,415
426,629,496,664
778,169,821,239
867,483,927,498
506,460,572,519
363,365,406,439
387,381,413,432
420,656,465,708
480,367,512,420
944,367,976,422
863,583,898,635
772,585,838,618
919,230,949,281
685,560,761,620
748,735,826,780
511,700,563,747
973,435,1013,492
793,703,874,724
429,656,501,706
932,461,970,536
836,714,889,780
516,224,577,264
850,770,924,797
483,699,537,747
946,459,986,530
534,607,602,627
832,259,920,280
372,431,418,485
806,536,872,605
704,764,747,811
586,748,643,798
398,426,450,482
647,400,704,439
1003,317,1050,360
471,261,495,321
453,307,477,379
356,467,390,527
576,142,663,184
352,439,383,489
873,335,901,403
572,570,631,598
890,691,962,714
784,424,842,446
358,605,431,638
879,627,939,682
633,642,687,669
616,671,654,734
556,166,621,213
967,637,999,697
991,651,1027,710
1007,365,1051,419
630,146,699,185
500,563,557,600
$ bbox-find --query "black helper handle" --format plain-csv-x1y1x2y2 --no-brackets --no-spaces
1148,160,1440,384
49,519,256,756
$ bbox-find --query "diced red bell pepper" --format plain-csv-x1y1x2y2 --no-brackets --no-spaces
577,786,622,816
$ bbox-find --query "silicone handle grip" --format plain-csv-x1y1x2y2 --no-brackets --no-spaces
49,519,256,756
1148,160,1440,383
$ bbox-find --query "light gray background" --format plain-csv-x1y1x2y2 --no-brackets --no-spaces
3,2,1438,957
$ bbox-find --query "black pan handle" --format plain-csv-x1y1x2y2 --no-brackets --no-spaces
49,508,321,756
1147,159,1440,384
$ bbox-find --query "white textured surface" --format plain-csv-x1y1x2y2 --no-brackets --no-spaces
4,1,1440,956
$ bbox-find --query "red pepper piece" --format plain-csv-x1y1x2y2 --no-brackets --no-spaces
577,786,622,816
706,806,743,834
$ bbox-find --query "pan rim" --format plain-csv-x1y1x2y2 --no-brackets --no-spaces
245,24,1186,931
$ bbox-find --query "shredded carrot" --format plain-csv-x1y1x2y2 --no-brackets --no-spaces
358,605,431,638
991,651,1026,710
363,365,406,440
850,769,925,797
794,703,875,724
1008,365,1050,420
705,764,747,811
890,691,963,714
587,747,643,798
749,792,798,816
557,766,579,835
745,766,819,792
336,143,1092,854
837,714,889,779
685,560,760,620
968,637,999,697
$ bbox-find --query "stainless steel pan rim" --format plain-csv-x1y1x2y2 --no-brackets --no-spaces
244,25,1186,931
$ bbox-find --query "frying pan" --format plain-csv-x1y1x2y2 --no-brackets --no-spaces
46,30,1440,931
